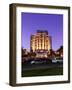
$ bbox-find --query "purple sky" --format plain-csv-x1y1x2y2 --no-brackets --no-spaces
21,12,63,51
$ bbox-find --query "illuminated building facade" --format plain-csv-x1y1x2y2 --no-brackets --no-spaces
30,30,52,53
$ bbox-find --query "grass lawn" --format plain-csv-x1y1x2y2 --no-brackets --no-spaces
22,67,63,77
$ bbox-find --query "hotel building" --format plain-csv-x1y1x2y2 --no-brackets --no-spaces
30,30,52,53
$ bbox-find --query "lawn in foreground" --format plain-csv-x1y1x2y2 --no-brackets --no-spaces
22,67,63,77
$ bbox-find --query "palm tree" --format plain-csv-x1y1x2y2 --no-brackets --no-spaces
48,49,55,58
56,46,63,57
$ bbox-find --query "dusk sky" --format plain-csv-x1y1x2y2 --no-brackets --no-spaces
21,12,63,51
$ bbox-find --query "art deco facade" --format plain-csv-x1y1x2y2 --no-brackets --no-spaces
30,30,52,52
